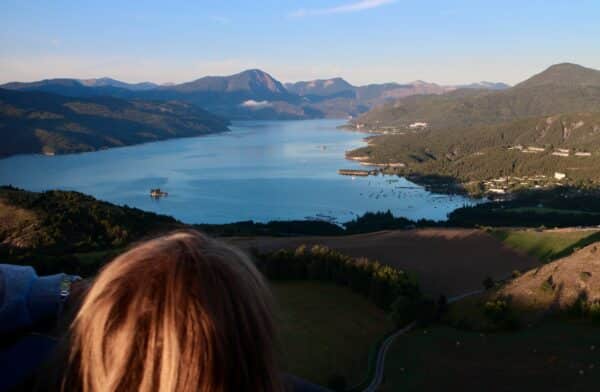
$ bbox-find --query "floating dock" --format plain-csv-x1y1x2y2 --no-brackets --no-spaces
338,169,378,177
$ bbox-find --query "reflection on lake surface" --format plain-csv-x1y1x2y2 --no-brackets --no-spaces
0,119,475,224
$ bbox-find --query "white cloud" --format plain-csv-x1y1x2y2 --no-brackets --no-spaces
290,0,395,17
240,100,273,109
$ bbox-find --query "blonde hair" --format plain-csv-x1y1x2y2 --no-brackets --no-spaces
62,230,282,392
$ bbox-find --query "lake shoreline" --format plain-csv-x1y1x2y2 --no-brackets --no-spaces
0,119,475,224
0,127,231,160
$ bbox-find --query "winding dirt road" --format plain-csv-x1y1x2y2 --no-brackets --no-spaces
363,290,485,392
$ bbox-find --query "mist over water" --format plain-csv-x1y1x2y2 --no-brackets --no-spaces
0,119,475,224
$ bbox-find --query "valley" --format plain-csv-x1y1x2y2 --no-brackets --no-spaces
0,69,510,159
3,3,600,392
2,186,600,390
0,120,472,225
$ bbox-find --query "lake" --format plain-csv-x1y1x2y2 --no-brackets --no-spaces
0,119,474,224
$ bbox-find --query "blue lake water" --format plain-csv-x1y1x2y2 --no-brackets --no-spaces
0,119,474,224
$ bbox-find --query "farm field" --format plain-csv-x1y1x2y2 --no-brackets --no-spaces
273,281,394,388
491,228,600,262
380,322,600,392
232,229,539,297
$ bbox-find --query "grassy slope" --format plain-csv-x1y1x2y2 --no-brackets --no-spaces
491,229,600,263
498,242,600,311
441,234,600,328
380,322,600,392
273,281,394,386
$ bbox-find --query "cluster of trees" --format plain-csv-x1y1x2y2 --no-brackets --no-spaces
197,219,344,237
448,187,600,227
0,186,181,275
253,244,421,312
569,292,600,324
200,211,440,238
344,211,416,233
1,186,179,253
483,297,519,330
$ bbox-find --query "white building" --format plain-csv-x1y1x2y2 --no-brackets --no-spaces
409,122,428,129
554,172,567,180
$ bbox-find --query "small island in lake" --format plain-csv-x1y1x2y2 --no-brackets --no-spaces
150,188,168,198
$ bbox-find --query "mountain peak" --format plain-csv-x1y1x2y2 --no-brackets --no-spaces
239,68,269,75
516,63,600,88
285,77,355,96
170,69,288,96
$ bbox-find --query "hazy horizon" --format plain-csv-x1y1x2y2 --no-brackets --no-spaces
1,0,600,85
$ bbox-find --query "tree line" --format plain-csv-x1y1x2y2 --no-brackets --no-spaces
253,244,422,314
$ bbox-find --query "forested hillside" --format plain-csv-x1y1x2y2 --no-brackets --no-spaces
349,112,600,186
0,186,182,274
0,88,229,157
347,64,600,194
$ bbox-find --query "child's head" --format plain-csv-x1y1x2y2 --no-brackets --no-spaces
64,230,281,392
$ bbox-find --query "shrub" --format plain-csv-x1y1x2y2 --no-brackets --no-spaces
484,298,509,322
484,297,519,330
540,275,555,293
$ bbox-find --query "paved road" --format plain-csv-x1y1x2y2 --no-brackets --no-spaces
363,290,485,392
363,322,416,392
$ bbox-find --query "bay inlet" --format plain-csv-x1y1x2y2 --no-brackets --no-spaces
0,119,475,224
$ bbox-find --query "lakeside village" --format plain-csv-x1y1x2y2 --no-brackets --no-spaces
340,122,597,197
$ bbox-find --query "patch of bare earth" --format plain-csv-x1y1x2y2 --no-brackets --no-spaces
500,243,600,310
228,229,539,297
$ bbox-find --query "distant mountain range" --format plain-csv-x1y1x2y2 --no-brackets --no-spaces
354,63,600,130
0,88,229,158
458,81,511,90
0,68,512,158
1,70,509,121
78,77,159,91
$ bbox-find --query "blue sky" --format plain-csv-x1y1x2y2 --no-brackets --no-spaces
1,0,599,85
